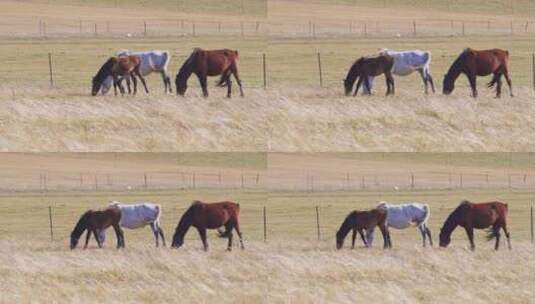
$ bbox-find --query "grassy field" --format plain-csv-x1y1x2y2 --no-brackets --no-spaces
1,187,534,303
1,153,535,302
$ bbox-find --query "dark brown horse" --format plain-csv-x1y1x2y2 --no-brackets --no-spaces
91,55,149,96
70,207,124,249
439,200,511,251
336,208,392,249
171,200,244,251
175,48,244,98
344,55,395,96
443,48,513,98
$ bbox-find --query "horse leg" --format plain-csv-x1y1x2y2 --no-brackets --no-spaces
418,69,429,94
135,69,149,94
93,230,102,248
112,223,124,249
493,226,501,251
427,72,436,93
386,72,395,96
503,69,514,97
161,71,169,94
379,225,390,249
233,220,244,250
197,228,208,251
226,78,233,98
496,74,503,98
365,227,375,247
359,229,368,248
363,75,372,96
351,228,357,249
502,224,512,250
125,76,131,94
196,74,208,97
419,225,427,247
231,65,244,97
425,226,433,246
150,222,159,247
353,76,363,96
464,226,475,251
467,74,477,98
158,226,166,247
130,73,138,96
84,229,91,249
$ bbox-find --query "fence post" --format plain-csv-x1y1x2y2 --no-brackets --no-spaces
48,206,54,241
143,21,147,37
363,22,367,37
48,53,54,87
144,172,148,189
508,174,512,189
346,173,350,190
94,23,98,37
315,206,321,240
256,173,260,185
192,172,196,189
410,172,415,189
462,22,465,36
262,53,267,89
510,20,513,36
192,22,196,36
263,206,267,242
106,21,110,34
241,173,244,188
412,20,416,36
218,172,222,186
79,20,82,34
218,21,221,33
240,22,244,37
317,52,323,87
312,23,316,38
459,173,463,188
94,175,98,191
487,20,490,32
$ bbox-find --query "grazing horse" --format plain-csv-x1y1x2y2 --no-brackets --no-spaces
100,50,172,95
363,49,435,94
91,55,149,96
175,48,244,98
97,202,166,247
344,55,395,96
439,200,511,251
442,48,513,98
335,208,391,249
70,207,125,249
376,202,433,247
171,200,244,251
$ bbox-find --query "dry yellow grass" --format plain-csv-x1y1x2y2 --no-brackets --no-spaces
1,239,534,303
2,86,535,152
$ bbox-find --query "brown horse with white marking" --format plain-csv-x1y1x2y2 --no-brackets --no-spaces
91,55,149,96
439,200,511,251
344,54,395,96
443,48,513,98
70,207,125,249
336,208,391,249
171,200,244,251
175,48,244,98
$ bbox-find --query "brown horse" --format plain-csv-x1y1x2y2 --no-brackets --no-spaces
171,200,244,251
336,208,392,249
91,55,149,96
439,200,511,251
344,55,395,96
175,48,244,98
443,48,513,98
70,207,124,249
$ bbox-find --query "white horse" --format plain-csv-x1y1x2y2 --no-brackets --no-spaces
98,201,166,247
367,202,432,247
100,50,172,94
363,49,435,94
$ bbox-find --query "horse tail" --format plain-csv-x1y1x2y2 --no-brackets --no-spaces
154,204,162,223
420,204,431,226
487,77,498,88
161,51,171,70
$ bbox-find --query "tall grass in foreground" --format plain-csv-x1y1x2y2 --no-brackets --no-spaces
1,86,535,152
1,239,534,303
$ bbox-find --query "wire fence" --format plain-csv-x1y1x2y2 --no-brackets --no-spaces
3,169,535,192
5,17,535,39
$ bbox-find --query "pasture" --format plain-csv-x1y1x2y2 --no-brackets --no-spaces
1,153,535,302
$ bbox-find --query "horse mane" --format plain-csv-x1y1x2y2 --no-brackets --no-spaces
176,50,199,82
337,211,357,240
444,50,469,80
93,57,116,83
